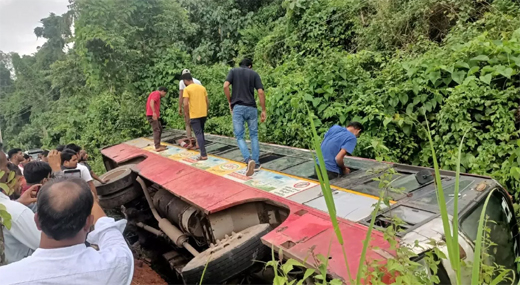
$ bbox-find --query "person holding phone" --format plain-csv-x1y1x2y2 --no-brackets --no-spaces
21,161,53,212
60,149,98,198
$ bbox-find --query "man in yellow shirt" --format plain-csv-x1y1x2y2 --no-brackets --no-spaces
182,73,210,160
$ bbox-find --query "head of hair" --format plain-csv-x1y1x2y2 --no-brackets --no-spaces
42,150,49,157
239,58,253,68
65,143,81,153
158,86,168,92
347,121,364,132
24,161,52,184
60,149,77,165
23,153,30,160
7,162,22,177
36,178,94,240
181,73,193,81
56,145,65,152
7,148,22,160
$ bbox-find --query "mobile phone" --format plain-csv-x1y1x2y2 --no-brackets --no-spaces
31,186,40,198
63,169,82,178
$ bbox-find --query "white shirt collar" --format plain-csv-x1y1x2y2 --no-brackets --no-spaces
0,191,10,201
31,244,87,258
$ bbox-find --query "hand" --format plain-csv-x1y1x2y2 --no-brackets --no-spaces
343,166,351,175
101,178,110,184
47,150,61,172
260,110,267,122
229,103,233,115
152,114,158,121
178,108,183,116
17,184,40,206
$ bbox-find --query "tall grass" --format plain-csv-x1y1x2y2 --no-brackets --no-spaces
307,106,383,284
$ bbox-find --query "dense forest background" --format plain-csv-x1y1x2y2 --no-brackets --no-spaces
1,0,520,192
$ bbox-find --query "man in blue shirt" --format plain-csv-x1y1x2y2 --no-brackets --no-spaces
319,122,363,179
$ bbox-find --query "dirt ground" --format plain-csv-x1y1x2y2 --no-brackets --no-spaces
132,259,167,285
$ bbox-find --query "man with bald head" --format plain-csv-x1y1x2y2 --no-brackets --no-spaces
0,178,134,285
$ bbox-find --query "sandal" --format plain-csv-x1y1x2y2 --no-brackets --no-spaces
196,156,208,161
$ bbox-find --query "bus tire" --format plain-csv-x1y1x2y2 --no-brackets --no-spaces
98,184,142,209
95,164,136,196
181,223,271,284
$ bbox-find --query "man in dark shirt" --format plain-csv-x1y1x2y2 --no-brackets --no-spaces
223,58,266,176
319,122,363,180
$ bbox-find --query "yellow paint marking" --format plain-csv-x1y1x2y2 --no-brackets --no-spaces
139,137,395,203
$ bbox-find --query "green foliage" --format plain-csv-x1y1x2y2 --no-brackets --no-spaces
0,0,519,197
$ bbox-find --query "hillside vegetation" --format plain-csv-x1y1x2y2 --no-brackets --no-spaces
0,0,519,192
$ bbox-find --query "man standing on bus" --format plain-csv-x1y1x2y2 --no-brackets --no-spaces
146,87,168,152
178,69,201,148
182,73,209,160
319,122,363,180
223,58,266,176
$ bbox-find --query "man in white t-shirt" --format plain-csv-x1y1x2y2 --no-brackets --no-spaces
0,150,41,264
60,148,97,198
179,69,201,143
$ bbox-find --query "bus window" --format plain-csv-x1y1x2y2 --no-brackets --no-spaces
460,190,517,281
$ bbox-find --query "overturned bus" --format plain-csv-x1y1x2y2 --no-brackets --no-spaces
95,129,519,284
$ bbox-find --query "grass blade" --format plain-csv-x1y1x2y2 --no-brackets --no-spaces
471,189,496,285
356,192,383,284
424,119,457,279
451,129,469,284
305,104,352,282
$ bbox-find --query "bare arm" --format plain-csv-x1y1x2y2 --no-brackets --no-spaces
258,89,266,111
91,170,105,184
178,90,184,115
335,149,350,174
91,199,106,225
223,81,231,103
88,181,99,200
183,97,190,118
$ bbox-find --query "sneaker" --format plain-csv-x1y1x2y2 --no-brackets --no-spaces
245,159,256,177
254,164,262,172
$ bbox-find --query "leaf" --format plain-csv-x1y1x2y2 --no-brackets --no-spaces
312,97,322,108
428,70,441,85
0,183,10,194
455,61,470,69
8,170,15,182
480,73,492,85
403,124,411,135
281,259,303,274
463,76,476,85
468,66,480,76
406,103,414,115
399,93,408,105
470,55,490,62
441,65,454,74
296,269,316,285
0,208,12,230
451,71,466,84
499,67,513,79
383,117,392,127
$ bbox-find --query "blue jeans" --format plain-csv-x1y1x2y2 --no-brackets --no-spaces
232,105,260,165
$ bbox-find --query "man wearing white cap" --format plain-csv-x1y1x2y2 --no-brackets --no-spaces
179,69,202,145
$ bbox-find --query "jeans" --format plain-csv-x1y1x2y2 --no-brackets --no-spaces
232,105,260,165
190,117,207,157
